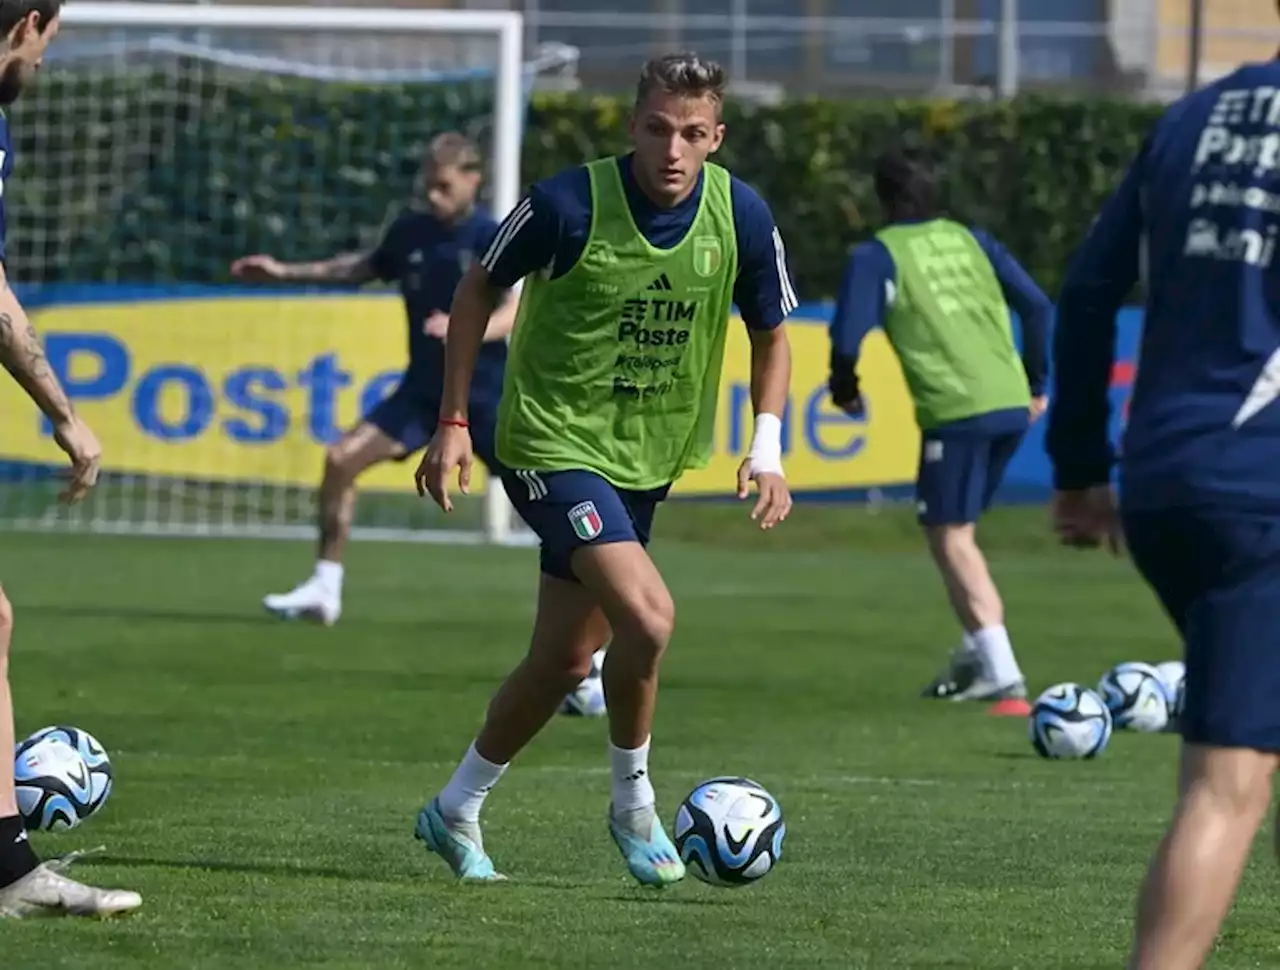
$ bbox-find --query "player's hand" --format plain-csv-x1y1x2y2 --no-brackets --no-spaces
737,460,792,530
1052,485,1123,555
229,254,287,282
1029,395,1049,423
415,423,473,513
833,393,865,418
423,312,450,339
51,416,101,505
828,371,864,417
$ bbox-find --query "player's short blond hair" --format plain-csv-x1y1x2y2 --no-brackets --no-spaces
635,52,728,117
425,132,482,173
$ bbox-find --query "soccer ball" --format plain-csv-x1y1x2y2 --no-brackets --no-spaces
13,725,113,831
1098,662,1171,732
1154,661,1186,728
673,776,785,887
1028,683,1113,759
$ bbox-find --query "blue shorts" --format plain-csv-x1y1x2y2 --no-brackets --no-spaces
915,426,1024,526
1124,507,1280,752
365,384,502,472
501,468,670,582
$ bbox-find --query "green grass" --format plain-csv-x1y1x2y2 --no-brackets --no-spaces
1,502,1275,968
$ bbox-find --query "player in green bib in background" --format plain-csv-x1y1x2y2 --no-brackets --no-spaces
413,53,799,886
828,148,1052,715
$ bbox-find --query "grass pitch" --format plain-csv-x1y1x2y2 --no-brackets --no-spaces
2,502,1278,969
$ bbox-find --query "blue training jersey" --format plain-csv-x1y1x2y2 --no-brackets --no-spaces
479,153,799,332
369,207,506,407
1049,60,1280,512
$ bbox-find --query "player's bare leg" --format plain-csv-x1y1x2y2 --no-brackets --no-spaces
263,422,405,626
573,542,684,886
0,585,140,919
1127,744,1276,970
921,523,1027,706
416,575,609,880
476,576,610,760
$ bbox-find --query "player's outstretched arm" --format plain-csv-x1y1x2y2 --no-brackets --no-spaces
0,270,101,504
230,251,378,285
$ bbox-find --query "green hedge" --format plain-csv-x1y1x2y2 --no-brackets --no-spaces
524,94,1163,300
9,67,1164,299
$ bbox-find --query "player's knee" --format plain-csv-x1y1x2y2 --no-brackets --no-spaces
926,522,978,559
323,443,361,484
1186,746,1277,819
615,585,675,664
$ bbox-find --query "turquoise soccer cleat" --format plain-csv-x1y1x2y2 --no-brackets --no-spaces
608,805,686,887
414,798,506,882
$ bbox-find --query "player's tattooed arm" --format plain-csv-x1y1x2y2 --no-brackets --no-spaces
0,276,74,424
230,250,378,285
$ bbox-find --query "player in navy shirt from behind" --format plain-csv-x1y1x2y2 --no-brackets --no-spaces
477,139,799,717
232,133,517,626
1046,32,1280,969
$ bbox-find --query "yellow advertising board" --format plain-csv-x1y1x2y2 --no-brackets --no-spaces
7,293,920,495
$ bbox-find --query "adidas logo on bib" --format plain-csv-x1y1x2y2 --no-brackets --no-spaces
568,501,604,541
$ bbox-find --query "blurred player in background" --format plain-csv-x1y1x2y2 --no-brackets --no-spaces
231,133,517,626
1047,35,1280,970
828,148,1051,713
0,0,141,919
414,52,798,885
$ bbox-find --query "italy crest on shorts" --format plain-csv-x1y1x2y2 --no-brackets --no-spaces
568,501,604,541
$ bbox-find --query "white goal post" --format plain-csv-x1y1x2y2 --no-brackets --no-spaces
0,3,532,545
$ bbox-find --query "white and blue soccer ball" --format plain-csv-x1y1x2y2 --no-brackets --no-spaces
13,725,113,832
673,776,785,887
1154,660,1186,730
1028,683,1114,759
1098,662,1171,733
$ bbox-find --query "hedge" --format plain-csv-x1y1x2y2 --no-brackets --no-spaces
7,64,1164,299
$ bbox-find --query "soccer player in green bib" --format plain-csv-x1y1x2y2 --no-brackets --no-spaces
828,148,1052,713
413,53,799,886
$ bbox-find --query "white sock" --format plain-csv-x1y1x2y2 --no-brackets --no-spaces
609,737,655,813
438,742,508,824
314,560,343,595
967,625,1023,687
591,647,607,677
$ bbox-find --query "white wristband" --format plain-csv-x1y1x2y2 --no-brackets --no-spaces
747,413,785,477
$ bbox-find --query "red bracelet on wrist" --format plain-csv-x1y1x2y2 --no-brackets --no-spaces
438,417,470,429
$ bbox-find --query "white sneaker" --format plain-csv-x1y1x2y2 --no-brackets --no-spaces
0,853,141,919
263,579,341,626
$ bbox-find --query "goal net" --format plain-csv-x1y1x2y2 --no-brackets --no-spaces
0,3,535,544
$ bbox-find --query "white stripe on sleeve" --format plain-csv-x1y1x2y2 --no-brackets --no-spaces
481,197,534,271
771,226,799,316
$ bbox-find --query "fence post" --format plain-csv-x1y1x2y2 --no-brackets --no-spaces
997,0,1019,98
1186,0,1204,94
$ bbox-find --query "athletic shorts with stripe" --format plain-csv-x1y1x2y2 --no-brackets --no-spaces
501,468,670,582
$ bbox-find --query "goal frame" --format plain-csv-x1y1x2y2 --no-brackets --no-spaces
56,3,527,546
